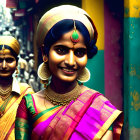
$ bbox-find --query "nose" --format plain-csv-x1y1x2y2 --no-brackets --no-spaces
2,59,7,69
65,50,76,67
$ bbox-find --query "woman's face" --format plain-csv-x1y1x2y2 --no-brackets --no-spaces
0,49,17,78
48,30,87,82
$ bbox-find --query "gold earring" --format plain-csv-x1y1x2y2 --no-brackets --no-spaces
15,67,19,77
77,67,90,83
43,55,48,62
37,62,51,81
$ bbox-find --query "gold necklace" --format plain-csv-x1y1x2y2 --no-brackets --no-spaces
45,82,81,105
0,94,13,117
0,85,12,101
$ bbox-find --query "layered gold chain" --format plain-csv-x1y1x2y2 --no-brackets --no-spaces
0,85,12,101
45,82,81,105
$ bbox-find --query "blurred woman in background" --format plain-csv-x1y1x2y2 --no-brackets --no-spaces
0,36,34,140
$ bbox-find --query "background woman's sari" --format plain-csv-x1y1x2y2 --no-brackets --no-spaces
0,83,34,140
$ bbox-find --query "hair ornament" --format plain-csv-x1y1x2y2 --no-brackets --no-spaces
0,36,20,55
70,20,80,44
2,45,5,50
2,45,5,53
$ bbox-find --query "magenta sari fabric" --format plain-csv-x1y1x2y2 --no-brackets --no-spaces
32,90,123,140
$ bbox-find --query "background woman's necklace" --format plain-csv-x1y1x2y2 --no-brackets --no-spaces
45,82,81,105
0,94,13,117
0,85,12,101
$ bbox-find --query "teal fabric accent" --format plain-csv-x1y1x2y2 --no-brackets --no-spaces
15,118,29,129
108,124,113,131
15,130,29,140
15,118,30,140
33,105,60,122
24,94,36,115
24,94,60,122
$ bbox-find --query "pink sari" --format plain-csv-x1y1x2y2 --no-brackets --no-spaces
31,90,123,140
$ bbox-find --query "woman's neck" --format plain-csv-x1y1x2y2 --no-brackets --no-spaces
50,76,77,94
0,77,13,87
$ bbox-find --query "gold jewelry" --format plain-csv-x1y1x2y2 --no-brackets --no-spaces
0,85,12,101
37,62,51,81
43,56,48,62
0,94,13,117
70,20,80,44
45,82,81,105
77,67,90,83
15,67,19,74
15,67,19,77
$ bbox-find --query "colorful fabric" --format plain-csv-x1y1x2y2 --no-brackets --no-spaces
15,94,62,139
15,90,123,140
0,83,34,140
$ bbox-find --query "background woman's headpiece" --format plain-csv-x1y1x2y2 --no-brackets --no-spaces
0,36,20,56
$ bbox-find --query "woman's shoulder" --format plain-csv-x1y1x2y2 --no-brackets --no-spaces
80,85,111,104
32,89,46,98
80,85,100,94
23,93,37,114
19,82,34,94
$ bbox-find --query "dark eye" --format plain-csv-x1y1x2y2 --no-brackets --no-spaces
0,58,3,63
5,58,15,63
55,45,69,55
74,48,87,57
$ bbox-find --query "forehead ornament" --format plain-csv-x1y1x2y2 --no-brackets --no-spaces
1,45,5,53
70,20,80,44
2,45,5,50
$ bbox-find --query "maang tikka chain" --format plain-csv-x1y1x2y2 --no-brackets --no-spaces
70,20,80,44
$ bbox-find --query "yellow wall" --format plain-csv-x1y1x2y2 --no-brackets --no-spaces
124,0,140,17
82,0,104,50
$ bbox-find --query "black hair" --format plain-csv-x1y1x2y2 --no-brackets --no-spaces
43,19,98,59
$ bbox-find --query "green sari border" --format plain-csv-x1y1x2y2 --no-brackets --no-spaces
33,105,61,122
25,94,36,114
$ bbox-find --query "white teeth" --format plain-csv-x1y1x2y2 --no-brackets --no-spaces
63,68,73,72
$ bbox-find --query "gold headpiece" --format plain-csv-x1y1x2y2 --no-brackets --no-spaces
0,36,20,55
2,45,5,50
36,5,95,47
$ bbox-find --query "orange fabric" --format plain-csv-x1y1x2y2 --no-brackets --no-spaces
0,83,34,140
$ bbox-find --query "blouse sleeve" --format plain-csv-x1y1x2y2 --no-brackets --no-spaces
15,97,32,140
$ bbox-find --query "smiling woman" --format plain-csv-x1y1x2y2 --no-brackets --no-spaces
0,49,16,78
0,36,34,140
15,5,123,140
48,30,87,83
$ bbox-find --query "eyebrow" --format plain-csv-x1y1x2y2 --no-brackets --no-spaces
54,44,87,49
0,55,15,58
